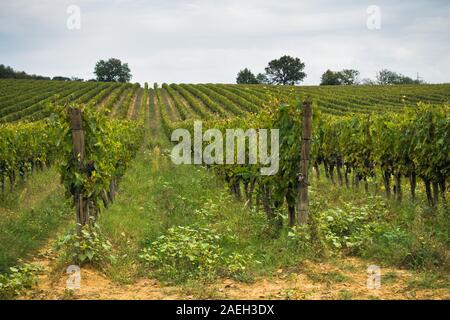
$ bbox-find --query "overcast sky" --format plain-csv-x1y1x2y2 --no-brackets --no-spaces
0,0,449,85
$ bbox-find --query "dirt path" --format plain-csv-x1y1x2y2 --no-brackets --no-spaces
21,247,448,300
22,250,180,300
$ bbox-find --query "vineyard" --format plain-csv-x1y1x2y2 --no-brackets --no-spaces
0,79,449,299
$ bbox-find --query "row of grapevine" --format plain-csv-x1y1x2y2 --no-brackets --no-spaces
162,83,190,120
100,83,133,113
20,82,106,122
1,82,103,122
57,104,144,222
0,81,138,123
0,81,65,110
138,83,149,122
315,104,449,205
0,82,70,118
74,82,118,105
0,100,145,202
219,85,266,107
243,84,450,115
177,98,448,228
0,120,59,193
179,84,227,116
113,84,140,119
195,84,246,115
170,84,210,119
160,87,182,121
154,83,176,137
204,84,260,113
1,80,449,124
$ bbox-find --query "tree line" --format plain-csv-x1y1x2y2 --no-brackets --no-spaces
0,64,52,81
237,55,425,85
1,58,132,83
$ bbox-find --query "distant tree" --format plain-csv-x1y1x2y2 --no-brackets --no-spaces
0,64,16,78
94,58,132,82
53,76,71,81
320,70,341,85
264,55,306,85
256,73,269,84
0,64,50,80
376,69,398,85
36,76,51,80
376,69,421,85
320,69,359,85
236,68,259,84
340,69,360,85
71,77,84,82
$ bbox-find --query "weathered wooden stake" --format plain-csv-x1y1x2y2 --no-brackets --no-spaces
297,99,313,225
69,108,88,231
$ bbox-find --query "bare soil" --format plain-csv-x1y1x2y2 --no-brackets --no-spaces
22,248,449,300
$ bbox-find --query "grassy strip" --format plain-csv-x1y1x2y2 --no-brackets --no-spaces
0,167,71,272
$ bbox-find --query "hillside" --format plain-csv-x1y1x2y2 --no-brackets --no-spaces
0,79,449,300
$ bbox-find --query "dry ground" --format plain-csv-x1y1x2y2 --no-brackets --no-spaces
21,246,449,300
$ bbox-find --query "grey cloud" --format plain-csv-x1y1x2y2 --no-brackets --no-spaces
0,0,448,84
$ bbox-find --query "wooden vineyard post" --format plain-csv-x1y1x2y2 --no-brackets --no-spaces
69,107,88,231
297,99,313,225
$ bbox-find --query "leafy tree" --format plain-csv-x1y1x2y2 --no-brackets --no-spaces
376,69,398,85
320,70,342,85
0,64,16,78
94,58,132,83
340,69,360,85
236,68,258,84
0,64,50,80
320,69,359,85
256,73,269,84
264,55,307,85
376,69,421,85
52,76,71,81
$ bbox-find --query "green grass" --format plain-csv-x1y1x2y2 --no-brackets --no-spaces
309,175,450,271
99,146,314,284
0,135,446,299
406,272,450,290
336,289,354,300
0,168,72,272
98,143,449,286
